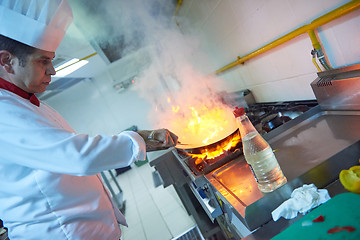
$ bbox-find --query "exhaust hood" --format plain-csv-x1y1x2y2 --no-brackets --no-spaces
68,0,177,64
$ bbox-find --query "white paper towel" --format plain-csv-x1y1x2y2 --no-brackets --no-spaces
271,184,331,221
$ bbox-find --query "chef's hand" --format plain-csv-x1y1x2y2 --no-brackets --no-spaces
137,129,178,152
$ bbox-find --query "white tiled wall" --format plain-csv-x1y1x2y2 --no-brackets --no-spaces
178,0,360,102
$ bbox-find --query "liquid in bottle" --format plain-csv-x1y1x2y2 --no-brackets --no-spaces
233,107,287,193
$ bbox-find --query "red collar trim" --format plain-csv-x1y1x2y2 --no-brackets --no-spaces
0,77,40,107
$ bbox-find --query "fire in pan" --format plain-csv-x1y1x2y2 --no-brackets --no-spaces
176,129,242,176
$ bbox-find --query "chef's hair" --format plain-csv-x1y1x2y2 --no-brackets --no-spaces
0,34,36,67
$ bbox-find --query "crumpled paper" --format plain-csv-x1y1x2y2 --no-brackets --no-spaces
271,184,331,221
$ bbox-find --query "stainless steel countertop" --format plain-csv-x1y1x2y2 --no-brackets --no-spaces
241,179,353,240
205,105,360,236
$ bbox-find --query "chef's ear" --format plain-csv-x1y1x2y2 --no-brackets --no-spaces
0,50,15,73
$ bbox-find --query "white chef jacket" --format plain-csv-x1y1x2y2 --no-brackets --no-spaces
0,89,147,240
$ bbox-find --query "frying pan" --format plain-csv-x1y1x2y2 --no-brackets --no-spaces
176,128,241,154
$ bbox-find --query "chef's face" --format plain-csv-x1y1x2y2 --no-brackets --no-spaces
12,49,56,93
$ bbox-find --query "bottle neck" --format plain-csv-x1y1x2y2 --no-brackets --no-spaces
237,114,258,138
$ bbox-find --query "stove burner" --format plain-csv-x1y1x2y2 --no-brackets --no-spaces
179,148,242,176
247,100,318,134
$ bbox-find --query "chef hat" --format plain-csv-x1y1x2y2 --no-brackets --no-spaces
0,0,73,52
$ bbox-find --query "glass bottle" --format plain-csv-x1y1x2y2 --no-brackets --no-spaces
233,107,287,193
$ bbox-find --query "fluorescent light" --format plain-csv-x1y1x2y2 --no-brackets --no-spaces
55,58,89,77
55,58,79,71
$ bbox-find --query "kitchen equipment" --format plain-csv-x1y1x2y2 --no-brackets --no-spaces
272,193,360,240
150,99,319,237
311,63,360,110
218,89,256,109
208,108,360,232
174,99,318,177
150,63,360,240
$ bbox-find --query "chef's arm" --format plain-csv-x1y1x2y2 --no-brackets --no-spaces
0,103,176,175
136,129,178,152
1,127,148,176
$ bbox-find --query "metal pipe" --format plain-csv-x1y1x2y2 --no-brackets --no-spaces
307,29,321,50
80,52,98,61
55,52,97,72
311,47,332,70
308,29,332,70
174,0,184,34
311,49,322,72
174,0,183,17
319,55,333,70
312,54,322,72
215,0,360,74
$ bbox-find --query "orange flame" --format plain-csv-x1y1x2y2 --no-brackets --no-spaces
170,105,237,146
189,132,241,160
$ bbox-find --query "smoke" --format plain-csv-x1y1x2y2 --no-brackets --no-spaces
69,0,177,58
70,0,236,143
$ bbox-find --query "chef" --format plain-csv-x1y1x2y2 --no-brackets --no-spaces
0,0,178,239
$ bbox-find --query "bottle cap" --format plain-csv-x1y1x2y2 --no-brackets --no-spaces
233,107,245,117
